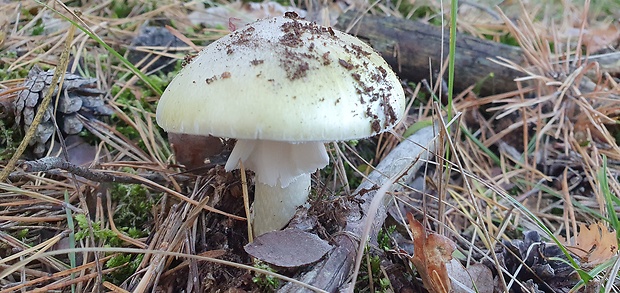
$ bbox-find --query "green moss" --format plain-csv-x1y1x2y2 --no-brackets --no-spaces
0,52,31,81
356,252,392,293
252,260,280,291
377,225,396,251
74,214,122,246
105,253,144,285
15,228,29,240
73,185,152,285
0,120,19,161
110,183,156,234
111,0,134,18
31,19,45,36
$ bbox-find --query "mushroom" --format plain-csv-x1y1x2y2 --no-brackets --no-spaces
156,13,406,236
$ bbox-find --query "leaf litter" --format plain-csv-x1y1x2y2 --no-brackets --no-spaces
563,222,618,268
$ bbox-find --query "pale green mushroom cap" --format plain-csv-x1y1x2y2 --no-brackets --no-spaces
156,14,405,143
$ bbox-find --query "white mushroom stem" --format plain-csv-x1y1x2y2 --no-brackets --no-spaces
225,139,329,235
253,173,310,235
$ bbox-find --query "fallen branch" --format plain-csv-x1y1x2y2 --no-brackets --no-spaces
13,156,192,184
280,124,439,292
14,156,245,221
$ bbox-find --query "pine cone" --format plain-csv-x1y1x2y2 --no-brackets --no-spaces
14,66,111,157
497,231,579,293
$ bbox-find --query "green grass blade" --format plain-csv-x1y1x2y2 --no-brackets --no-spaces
36,1,164,96
599,155,620,241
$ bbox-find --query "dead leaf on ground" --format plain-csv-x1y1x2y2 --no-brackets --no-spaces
446,260,494,293
563,222,618,268
564,21,620,53
244,228,332,268
407,213,457,293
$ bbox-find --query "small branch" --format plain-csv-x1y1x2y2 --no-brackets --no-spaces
14,157,193,184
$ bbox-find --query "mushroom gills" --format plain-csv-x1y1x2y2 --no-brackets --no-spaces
225,139,329,187
225,139,329,235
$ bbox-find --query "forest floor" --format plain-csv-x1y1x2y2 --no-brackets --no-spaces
0,0,619,292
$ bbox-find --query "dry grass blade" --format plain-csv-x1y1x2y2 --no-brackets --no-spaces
0,230,69,279
36,247,329,293
0,182,80,211
449,1,620,291
100,170,244,220
0,255,115,293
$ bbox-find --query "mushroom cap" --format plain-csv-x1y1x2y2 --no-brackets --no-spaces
156,14,405,141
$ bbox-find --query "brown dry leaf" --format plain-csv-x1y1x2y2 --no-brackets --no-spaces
565,222,618,268
244,228,332,268
565,22,620,53
446,260,493,293
408,213,457,293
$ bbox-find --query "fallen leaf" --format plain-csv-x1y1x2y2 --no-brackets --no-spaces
564,222,618,268
446,260,493,293
244,229,332,268
565,22,620,53
408,213,457,293
64,135,98,166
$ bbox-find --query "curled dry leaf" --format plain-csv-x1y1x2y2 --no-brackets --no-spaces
564,222,618,268
407,213,457,293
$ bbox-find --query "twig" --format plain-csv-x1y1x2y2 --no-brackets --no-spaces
14,156,245,220
16,157,191,184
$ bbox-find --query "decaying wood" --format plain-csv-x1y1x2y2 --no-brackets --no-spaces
335,12,524,96
280,124,439,292
336,12,620,96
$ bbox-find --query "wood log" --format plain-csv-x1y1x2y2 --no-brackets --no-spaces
335,11,525,96
335,12,620,97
